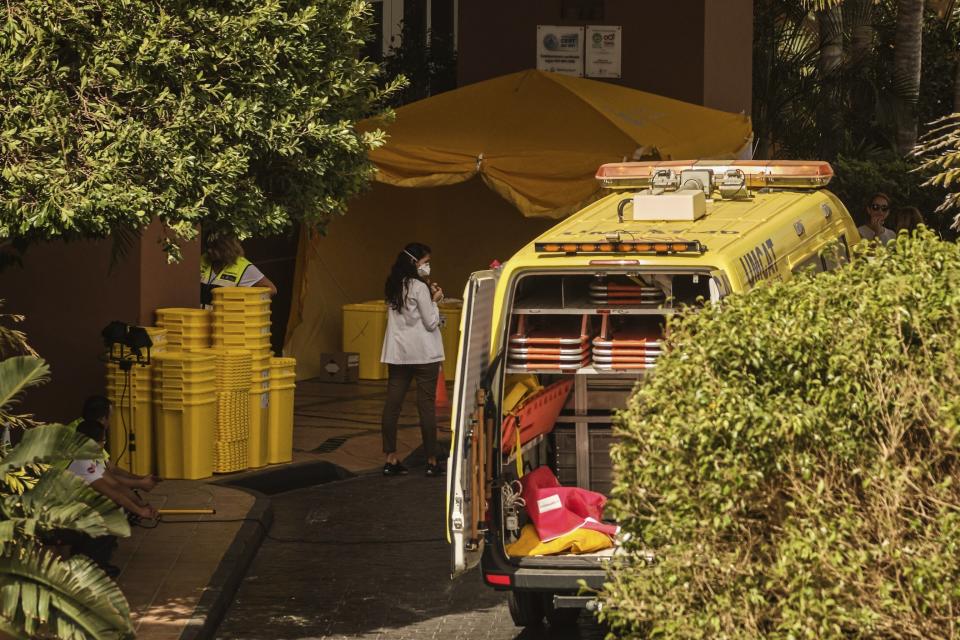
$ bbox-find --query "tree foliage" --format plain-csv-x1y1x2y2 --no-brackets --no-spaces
0,0,402,257
601,230,960,638
754,0,959,160
914,113,960,228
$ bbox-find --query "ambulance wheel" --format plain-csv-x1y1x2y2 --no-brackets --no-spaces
507,591,544,627
543,594,581,627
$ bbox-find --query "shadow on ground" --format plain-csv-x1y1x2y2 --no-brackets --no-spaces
216,448,606,640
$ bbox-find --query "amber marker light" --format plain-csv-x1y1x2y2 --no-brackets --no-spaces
595,160,834,189
561,243,578,252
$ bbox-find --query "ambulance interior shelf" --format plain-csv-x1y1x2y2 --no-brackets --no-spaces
510,273,711,315
507,313,666,375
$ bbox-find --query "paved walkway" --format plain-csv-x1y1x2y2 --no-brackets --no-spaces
118,378,443,640
216,471,606,640
113,481,262,640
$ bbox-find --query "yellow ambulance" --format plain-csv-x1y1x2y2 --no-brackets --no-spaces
445,160,860,627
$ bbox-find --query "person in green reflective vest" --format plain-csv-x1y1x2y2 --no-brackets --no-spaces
200,233,277,308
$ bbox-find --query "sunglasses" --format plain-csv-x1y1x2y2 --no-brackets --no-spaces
870,203,890,212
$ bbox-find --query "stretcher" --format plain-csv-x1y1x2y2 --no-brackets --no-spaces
501,379,574,452
508,314,593,346
507,358,591,372
592,346,662,357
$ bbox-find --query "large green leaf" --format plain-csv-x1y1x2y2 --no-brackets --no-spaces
0,425,102,477
0,356,49,414
0,539,132,639
0,469,131,541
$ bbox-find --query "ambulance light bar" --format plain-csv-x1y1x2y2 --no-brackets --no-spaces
535,240,705,255
596,160,834,190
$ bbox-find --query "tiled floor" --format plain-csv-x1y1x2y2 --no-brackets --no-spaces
114,480,255,639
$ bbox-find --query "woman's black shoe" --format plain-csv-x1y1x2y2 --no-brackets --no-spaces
425,462,446,477
383,462,408,476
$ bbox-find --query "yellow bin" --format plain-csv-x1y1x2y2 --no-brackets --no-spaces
158,398,215,479
342,300,388,380
438,301,462,382
267,358,296,464
248,388,269,468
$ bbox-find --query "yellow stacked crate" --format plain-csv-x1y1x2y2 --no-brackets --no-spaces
104,325,165,474
155,308,211,352
153,352,216,479
268,357,297,464
105,362,153,474
206,348,253,473
211,287,272,468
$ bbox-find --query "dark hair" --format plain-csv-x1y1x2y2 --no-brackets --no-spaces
76,419,106,444
893,206,924,231
867,192,891,209
384,242,431,311
203,233,244,273
82,395,111,423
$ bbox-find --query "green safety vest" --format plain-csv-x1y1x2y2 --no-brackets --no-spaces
200,257,253,308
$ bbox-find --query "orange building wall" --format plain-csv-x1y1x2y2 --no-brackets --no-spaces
0,220,199,423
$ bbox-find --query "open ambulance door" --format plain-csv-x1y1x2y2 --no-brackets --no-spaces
447,270,498,578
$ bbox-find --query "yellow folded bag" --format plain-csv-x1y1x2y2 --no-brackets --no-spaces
506,524,614,557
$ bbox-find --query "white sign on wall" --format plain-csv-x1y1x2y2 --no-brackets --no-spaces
536,25,584,77
585,25,622,79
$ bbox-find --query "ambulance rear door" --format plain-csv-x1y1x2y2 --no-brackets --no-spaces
447,269,498,577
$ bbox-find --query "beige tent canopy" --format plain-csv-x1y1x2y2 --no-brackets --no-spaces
285,70,753,379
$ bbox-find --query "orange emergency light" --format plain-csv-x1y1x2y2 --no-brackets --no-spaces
595,160,834,190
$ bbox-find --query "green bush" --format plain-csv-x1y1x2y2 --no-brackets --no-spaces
601,229,960,638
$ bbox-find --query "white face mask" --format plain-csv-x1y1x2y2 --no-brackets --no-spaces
405,250,431,278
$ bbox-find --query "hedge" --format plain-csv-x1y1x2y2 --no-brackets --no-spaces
601,229,960,639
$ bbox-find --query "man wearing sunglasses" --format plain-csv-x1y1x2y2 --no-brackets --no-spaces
858,193,896,245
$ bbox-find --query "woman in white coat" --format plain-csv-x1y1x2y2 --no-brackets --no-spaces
380,243,445,477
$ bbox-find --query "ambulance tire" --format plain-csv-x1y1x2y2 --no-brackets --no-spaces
507,591,544,627
542,594,581,627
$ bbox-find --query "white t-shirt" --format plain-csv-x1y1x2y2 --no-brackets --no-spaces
67,459,105,485
380,279,445,365
858,224,895,245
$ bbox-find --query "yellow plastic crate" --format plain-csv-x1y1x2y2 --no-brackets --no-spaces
267,379,295,464
156,307,211,321
157,398,216,479
342,301,388,380
107,397,154,475
212,287,271,302
270,357,297,377
214,440,248,473
153,352,216,367
247,389,269,468
438,301,463,382
212,303,271,317
212,310,271,324
213,323,272,337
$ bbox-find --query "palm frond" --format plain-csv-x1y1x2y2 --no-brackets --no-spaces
0,539,133,639
0,305,35,359
0,469,131,540
913,113,960,224
0,357,49,419
0,425,102,477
